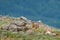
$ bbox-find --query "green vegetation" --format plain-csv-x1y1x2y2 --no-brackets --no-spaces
0,16,60,40
0,20,8,25
0,30,60,40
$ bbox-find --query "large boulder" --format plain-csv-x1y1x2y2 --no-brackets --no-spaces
1,22,30,32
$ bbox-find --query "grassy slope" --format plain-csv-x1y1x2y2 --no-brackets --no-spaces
0,17,60,40
0,30,60,40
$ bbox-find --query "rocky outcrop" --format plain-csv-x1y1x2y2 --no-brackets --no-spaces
1,16,32,32
0,16,51,32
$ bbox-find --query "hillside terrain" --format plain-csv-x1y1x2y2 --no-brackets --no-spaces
0,16,60,40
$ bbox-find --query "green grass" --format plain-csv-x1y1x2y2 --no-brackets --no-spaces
0,30,60,40
0,20,8,26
